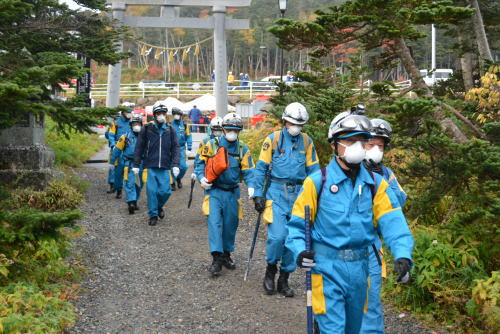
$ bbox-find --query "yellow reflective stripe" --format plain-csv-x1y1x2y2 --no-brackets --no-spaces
381,248,387,278
364,276,370,313
202,195,210,216
241,150,253,170
109,121,117,134
388,173,396,182
237,198,243,219
123,166,129,181
291,176,318,222
258,136,273,164
142,168,148,183
311,274,326,314
373,178,400,222
263,200,273,224
306,142,319,167
115,135,126,150
186,124,191,135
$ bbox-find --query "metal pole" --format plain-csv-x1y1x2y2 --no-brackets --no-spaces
213,5,228,117
106,1,126,107
279,11,285,96
431,24,436,84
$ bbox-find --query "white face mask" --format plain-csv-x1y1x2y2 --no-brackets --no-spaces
287,125,302,137
174,115,181,121
365,146,384,164
132,125,141,133
212,130,223,137
225,131,238,142
338,141,366,164
123,113,132,119
156,115,166,123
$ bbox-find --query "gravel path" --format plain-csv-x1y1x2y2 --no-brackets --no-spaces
69,164,439,334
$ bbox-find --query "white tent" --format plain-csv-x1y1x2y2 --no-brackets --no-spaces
182,94,236,112
145,97,185,115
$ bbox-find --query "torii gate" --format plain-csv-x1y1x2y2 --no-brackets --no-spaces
105,0,251,117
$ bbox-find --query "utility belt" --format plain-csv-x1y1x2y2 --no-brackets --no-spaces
313,243,369,262
213,184,239,192
271,177,303,191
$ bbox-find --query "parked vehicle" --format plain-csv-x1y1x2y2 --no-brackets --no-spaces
419,69,453,86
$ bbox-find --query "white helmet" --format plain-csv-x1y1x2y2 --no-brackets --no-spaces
210,117,223,131
122,101,135,108
152,101,168,114
222,113,243,130
370,119,392,143
282,102,309,125
328,113,372,142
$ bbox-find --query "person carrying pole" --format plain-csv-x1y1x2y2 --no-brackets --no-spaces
170,107,192,191
110,115,145,214
133,102,180,226
194,113,255,277
107,105,134,198
287,112,414,333
360,118,407,334
253,102,320,297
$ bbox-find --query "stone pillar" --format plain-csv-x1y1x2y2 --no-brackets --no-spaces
213,5,228,117
106,2,126,108
0,114,61,189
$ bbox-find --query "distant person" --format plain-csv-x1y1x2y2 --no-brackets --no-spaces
285,71,294,82
210,70,215,82
227,71,235,87
243,73,250,87
189,105,202,132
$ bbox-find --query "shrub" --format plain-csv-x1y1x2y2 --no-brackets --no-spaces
466,272,500,333
13,181,83,212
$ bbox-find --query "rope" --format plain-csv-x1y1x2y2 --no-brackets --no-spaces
135,36,213,52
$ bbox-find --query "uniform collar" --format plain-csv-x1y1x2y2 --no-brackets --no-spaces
328,158,375,185
154,121,167,130
220,136,238,149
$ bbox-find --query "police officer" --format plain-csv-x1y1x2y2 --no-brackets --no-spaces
253,102,320,297
286,113,414,334
110,116,144,214
133,102,180,226
108,106,133,199
192,116,224,180
170,107,192,191
361,118,407,334
194,113,255,276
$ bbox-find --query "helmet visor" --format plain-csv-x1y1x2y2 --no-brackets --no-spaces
338,115,371,132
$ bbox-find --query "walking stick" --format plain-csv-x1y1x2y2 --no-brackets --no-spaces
187,178,196,208
305,205,313,334
244,170,271,281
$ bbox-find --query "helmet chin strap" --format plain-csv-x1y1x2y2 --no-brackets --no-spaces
338,156,361,170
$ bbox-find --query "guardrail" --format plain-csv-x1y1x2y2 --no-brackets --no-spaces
61,79,413,100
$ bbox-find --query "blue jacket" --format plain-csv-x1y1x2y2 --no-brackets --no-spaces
381,165,407,208
195,136,254,189
171,120,193,150
286,158,413,262
107,116,130,148
188,108,202,122
253,130,320,197
133,121,180,170
111,130,140,165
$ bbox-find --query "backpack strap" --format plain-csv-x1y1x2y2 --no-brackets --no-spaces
271,131,282,155
301,133,309,152
317,167,327,204
368,171,376,200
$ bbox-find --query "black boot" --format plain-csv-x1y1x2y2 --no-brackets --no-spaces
128,202,135,215
106,184,115,194
221,251,236,270
263,263,278,295
171,181,176,191
149,216,158,226
209,252,223,276
277,270,294,297
177,179,183,189
115,190,122,199
158,207,165,219
133,201,139,210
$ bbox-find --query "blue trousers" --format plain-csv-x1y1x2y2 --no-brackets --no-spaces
265,182,298,272
176,149,188,181
107,167,115,185
146,168,172,218
113,159,125,191
360,238,384,333
124,166,144,203
206,187,240,253
312,249,369,334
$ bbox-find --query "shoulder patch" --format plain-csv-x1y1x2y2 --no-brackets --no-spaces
262,142,270,151
203,145,209,154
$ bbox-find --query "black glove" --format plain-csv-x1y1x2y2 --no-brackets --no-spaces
254,196,266,213
395,258,411,284
364,159,383,175
297,250,316,269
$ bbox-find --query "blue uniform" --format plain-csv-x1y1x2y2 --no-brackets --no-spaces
253,130,319,272
195,136,254,254
287,159,413,334
111,131,144,204
171,120,192,181
104,130,115,186
361,165,407,334
134,121,180,218
108,116,131,191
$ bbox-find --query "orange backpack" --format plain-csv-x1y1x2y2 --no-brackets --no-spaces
204,145,229,183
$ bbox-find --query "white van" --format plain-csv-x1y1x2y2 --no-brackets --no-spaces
419,69,453,86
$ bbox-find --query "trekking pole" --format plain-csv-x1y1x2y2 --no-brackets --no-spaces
187,178,196,208
244,170,271,281
305,205,313,334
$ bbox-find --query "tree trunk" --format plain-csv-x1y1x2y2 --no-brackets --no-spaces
456,29,474,91
469,0,493,70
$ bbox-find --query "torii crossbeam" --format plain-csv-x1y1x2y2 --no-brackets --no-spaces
105,0,251,117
